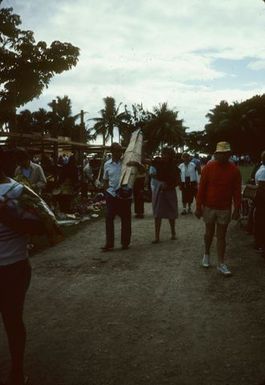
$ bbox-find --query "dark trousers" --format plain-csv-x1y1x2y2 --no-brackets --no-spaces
0,259,31,380
105,193,132,247
133,177,145,215
181,181,197,205
254,205,265,250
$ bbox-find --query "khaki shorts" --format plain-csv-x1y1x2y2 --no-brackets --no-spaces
203,206,231,225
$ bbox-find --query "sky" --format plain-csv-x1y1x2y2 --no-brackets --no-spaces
4,0,265,133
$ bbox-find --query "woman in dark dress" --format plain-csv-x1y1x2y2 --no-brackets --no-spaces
152,147,180,243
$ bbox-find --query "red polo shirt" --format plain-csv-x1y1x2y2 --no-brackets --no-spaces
196,160,241,210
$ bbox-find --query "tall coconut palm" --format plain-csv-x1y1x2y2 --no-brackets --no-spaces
117,103,151,147
205,96,265,156
143,103,186,154
16,109,33,133
47,96,80,139
91,96,127,145
32,108,50,135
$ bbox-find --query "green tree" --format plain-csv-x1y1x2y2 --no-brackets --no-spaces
0,1,79,129
16,109,33,133
119,103,152,147
91,96,127,145
143,103,186,154
47,96,81,139
205,95,265,157
184,130,209,154
31,108,50,135
16,107,50,135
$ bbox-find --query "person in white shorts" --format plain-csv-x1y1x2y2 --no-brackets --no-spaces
195,142,242,275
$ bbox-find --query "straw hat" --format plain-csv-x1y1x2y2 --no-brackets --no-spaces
215,141,231,153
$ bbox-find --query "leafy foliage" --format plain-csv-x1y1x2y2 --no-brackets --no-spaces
91,99,186,154
0,1,79,127
15,96,89,142
143,103,186,154
184,130,209,154
91,97,128,145
205,95,265,157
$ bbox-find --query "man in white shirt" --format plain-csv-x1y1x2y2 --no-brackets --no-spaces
102,143,144,251
178,153,198,214
102,143,132,251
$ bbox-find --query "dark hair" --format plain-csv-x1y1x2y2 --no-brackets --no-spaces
161,147,175,160
111,142,122,152
16,148,30,163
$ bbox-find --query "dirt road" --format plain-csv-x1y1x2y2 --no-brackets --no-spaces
1,203,265,385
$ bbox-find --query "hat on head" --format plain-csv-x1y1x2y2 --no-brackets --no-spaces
215,141,231,153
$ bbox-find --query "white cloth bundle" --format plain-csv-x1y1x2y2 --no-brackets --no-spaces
119,129,143,189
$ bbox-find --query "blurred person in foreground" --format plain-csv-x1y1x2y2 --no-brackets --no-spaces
195,142,241,275
0,149,35,385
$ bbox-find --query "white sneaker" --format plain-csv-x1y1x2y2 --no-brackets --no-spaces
217,263,231,276
202,254,210,268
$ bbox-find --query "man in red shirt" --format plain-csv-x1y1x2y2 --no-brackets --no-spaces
195,142,241,275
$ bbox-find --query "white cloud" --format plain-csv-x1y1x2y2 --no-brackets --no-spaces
7,0,265,131
247,60,265,71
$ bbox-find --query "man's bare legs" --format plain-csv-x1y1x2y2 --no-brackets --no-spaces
203,222,231,274
201,222,215,267
216,224,228,265
204,223,215,255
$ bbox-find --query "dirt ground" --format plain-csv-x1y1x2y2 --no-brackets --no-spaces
1,202,265,385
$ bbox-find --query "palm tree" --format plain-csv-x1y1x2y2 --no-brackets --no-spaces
16,109,33,133
117,103,151,147
47,96,80,139
143,103,186,154
184,130,209,154
206,95,265,157
31,108,50,135
91,96,127,145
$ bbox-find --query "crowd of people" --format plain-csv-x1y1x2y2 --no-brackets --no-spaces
101,141,244,278
1,141,265,385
